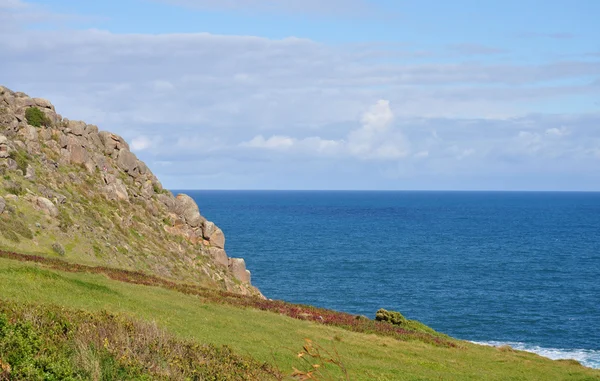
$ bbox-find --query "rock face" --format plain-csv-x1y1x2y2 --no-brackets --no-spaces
0,85,260,296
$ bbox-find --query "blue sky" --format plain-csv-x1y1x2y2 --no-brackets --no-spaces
2,0,600,190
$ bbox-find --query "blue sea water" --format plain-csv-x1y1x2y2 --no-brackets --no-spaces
180,191,600,368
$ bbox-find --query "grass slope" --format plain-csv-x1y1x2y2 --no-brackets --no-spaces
0,257,598,380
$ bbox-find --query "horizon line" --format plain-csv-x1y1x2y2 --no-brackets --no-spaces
169,189,600,193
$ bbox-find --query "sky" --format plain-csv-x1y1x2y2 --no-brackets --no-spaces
1,0,599,190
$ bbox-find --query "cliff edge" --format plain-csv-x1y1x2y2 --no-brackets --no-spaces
0,85,260,297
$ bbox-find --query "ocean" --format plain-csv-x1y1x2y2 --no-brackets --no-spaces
179,190,600,368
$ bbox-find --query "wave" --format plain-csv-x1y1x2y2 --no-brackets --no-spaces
471,341,600,369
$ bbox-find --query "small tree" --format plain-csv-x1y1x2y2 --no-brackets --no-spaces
25,107,51,127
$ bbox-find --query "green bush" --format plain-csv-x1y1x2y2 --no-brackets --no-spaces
52,242,66,256
375,308,407,326
24,107,51,128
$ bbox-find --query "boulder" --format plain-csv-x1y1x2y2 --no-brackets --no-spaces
202,221,225,248
117,149,139,175
140,180,154,199
15,97,35,108
36,197,58,217
59,134,69,149
24,164,35,180
105,180,129,201
40,108,60,126
46,140,60,154
229,258,251,284
21,125,38,141
157,193,176,212
84,124,98,135
0,196,5,214
203,221,216,237
99,131,129,153
86,132,103,149
0,135,9,158
2,158,17,171
208,226,225,249
175,194,203,228
33,98,54,111
209,247,229,267
68,120,86,136
93,153,113,173
39,128,52,141
69,143,88,165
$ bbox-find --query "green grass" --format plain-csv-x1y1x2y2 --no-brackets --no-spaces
0,299,277,380
0,257,598,380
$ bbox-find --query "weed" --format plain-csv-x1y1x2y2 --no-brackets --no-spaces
291,338,349,381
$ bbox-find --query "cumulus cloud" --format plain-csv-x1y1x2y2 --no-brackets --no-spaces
241,99,409,160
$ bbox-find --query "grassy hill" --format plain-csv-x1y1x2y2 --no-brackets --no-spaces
0,252,599,380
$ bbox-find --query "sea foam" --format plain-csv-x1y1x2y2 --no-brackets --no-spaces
471,341,600,369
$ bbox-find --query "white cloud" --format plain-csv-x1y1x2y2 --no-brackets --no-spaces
131,136,152,151
360,100,394,132
545,127,570,136
241,135,295,150
241,99,409,160
150,0,374,15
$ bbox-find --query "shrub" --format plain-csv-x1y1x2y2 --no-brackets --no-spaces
4,181,23,196
0,218,31,243
0,223,20,242
375,308,407,326
11,220,33,240
9,149,29,174
24,107,51,128
52,242,66,256
58,209,73,233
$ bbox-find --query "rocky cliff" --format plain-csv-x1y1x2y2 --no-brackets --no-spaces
0,85,260,296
